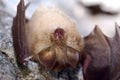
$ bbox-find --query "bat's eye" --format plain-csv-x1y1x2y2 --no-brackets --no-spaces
38,47,56,70
54,28,65,40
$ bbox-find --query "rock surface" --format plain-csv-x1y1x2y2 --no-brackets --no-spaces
0,51,17,80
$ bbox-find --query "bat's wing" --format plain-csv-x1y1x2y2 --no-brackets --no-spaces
104,24,120,80
82,25,111,80
83,24,120,80
12,0,29,70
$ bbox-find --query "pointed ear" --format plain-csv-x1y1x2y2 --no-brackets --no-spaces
12,0,29,70
83,25,111,80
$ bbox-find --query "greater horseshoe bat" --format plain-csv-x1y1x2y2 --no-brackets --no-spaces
12,0,120,80
12,0,84,71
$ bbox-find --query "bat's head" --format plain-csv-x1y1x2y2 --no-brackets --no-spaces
26,6,84,71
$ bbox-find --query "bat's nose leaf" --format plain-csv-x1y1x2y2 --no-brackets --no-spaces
54,28,65,40
38,47,56,70
67,47,80,68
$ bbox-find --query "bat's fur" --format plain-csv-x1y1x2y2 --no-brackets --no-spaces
25,5,84,70
12,0,84,71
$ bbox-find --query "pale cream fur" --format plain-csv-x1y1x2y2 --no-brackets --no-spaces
25,6,84,60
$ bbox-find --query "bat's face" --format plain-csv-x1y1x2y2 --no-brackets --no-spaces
25,6,84,70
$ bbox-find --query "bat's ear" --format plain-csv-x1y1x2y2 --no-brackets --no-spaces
12,0,30,73
82,25,111,80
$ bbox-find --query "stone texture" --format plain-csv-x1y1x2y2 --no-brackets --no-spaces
0,51,17,80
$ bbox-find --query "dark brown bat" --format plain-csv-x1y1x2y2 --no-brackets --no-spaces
12,0,84,71
82,25,120,80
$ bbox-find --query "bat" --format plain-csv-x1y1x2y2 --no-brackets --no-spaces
12,0,84,72
12,0,120,80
